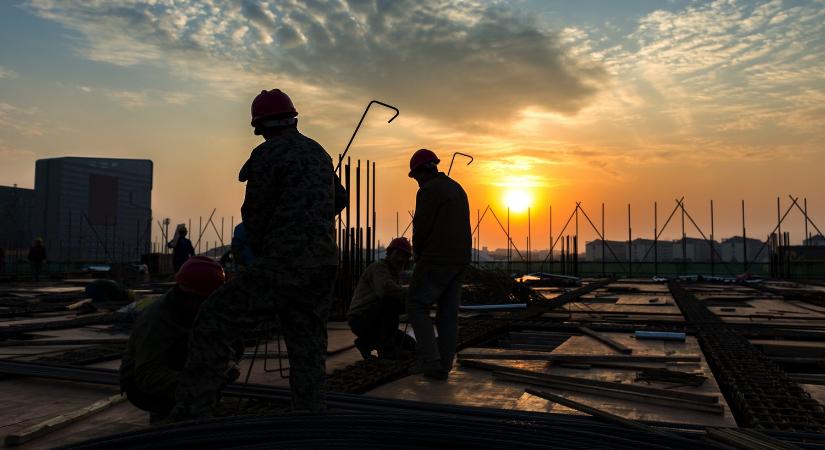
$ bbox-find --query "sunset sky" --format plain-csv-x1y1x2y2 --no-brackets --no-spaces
1,0,823,250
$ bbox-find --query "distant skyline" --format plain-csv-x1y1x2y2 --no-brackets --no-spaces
1,0,823,248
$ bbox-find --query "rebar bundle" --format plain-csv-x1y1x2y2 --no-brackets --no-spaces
461,266,545,306
58,412,704,450
669,282,825,432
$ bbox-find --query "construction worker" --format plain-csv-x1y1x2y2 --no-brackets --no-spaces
120,256,234,423
167,225,195,272
169,88,346,420
28,238,46,282
347,237,416,360
85,279,135,303
406,149,471,380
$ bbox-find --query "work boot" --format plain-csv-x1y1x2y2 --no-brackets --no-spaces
354,338,376,360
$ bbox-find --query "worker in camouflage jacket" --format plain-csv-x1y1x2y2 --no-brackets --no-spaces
120,257,231,422
170,89,346,419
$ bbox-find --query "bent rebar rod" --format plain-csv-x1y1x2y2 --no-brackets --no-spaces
335,100,399,172
447,152,473,176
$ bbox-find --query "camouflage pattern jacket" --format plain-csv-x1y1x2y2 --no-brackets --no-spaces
346,259,406,318
239,129,346,268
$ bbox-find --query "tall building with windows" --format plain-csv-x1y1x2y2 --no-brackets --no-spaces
33,157,153,261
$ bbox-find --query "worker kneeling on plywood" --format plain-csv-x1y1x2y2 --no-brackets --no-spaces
347,237,416,360
119,256,239,423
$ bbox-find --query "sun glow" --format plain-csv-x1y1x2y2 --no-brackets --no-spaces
503,189,532,213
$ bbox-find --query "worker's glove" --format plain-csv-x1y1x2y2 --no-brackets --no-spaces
224,361,241,383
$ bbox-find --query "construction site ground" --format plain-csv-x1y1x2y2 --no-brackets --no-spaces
3,277,825,448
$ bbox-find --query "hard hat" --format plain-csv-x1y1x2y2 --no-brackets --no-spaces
251,89,298,126
175,256,225,298
387,237,412,255
408,149,440,177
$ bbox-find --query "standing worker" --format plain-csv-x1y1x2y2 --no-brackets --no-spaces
406,149,471,380
347,237,416,360
120,256,233,423
28,238,47,282
169,89,346,420
167,225,195,272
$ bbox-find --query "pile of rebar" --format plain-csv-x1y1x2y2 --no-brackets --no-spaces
58,412,703,450
670,282,825,432
461,266,545,306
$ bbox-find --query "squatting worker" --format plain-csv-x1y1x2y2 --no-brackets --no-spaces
120,256,235,423
169,89,347,420
407,149,471,380
347,237,416,360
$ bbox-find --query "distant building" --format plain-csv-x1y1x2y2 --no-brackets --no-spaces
785,245,825,262
33,157,153,261
0,185,35,248
630,238,674,262
719,236,766,263
671,237,720,262
804,234,825,247
585,239,628,262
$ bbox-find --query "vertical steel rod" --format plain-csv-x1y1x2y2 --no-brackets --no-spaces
654,201,658,277
710,200,715,276
742,200,748,273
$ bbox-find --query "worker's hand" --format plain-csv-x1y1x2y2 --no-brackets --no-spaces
224,361,241,383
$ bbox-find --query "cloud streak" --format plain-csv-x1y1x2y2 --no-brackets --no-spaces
25,0,607,125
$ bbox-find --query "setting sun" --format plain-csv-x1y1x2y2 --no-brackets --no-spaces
503,189,532,213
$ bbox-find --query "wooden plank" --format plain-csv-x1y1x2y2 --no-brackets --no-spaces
458,348,700,363
4,394,125,446
524,388,696,444
578,327,633,355
615,297,670,306
460,359,719,404
495,372,723,414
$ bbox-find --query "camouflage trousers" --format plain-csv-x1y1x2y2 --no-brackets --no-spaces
173,263,337,416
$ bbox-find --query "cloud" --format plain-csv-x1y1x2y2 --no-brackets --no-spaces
0,65,17,79
76,85,193,108
0,102,43,136
24,0,607,125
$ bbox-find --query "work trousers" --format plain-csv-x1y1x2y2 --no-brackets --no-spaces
406,263,466,372
174,263,336,415
30,262,42,281
348,301,414,355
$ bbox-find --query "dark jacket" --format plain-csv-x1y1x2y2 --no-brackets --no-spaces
120,288,194,398
28,245,46,263
412,172,471,265
168,238,194,269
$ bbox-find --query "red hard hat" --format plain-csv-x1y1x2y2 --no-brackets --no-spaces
175,256,226,298
387,237,412,255
251,89,298,126
408,149,440,177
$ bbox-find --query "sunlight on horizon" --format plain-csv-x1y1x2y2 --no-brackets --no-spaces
503,188,532,213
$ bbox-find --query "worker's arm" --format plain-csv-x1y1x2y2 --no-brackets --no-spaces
412,187,441,258
132,326,180,396
371,263,407,301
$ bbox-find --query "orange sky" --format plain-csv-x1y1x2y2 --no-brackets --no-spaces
1,0,823,250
